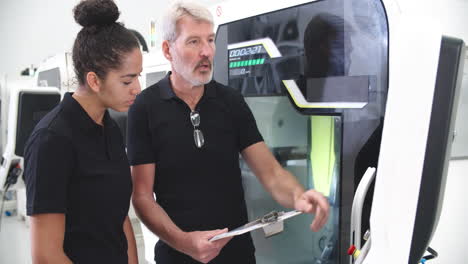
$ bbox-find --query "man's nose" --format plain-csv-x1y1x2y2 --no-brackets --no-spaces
200,41,214,58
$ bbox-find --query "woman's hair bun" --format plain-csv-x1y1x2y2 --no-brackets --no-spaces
73,0,120,27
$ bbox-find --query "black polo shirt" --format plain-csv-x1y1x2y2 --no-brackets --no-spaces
127,72,263,263
24,93,132,264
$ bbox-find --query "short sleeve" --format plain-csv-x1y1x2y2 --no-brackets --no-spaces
127,94,156,165
234,93,264,151
24,129,74,215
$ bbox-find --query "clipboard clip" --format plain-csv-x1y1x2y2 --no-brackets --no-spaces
259,211,286,237
208,209,302,242
261,211,282,223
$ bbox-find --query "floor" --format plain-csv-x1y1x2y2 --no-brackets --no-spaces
0,215,31,264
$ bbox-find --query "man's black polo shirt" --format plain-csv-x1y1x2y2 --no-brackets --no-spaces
24,93,132,264
127,72,263,263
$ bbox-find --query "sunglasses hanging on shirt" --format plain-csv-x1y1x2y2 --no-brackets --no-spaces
190,110,204,148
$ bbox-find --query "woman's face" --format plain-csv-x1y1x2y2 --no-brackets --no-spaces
98,47,143,112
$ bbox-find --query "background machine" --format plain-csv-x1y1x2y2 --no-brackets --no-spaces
212,0,387,263
210,0,464,263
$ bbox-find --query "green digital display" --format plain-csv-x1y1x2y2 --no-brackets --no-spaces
229,58,266,68
228,44,268,77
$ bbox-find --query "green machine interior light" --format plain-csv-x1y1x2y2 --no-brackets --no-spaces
310,115,336,197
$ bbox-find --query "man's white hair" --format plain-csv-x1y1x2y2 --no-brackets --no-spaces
161,1,214,42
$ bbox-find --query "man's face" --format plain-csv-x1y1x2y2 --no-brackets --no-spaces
169,16,215,86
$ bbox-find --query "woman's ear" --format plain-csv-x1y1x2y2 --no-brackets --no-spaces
86,72,101,93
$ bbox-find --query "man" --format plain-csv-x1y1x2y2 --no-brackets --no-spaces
127,2,330,264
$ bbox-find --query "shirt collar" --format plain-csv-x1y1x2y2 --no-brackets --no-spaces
61,92,115,133
159,71,217,100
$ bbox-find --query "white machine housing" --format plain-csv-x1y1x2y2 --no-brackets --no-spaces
210,0,457,263
0,86,60,191
34,52,77,94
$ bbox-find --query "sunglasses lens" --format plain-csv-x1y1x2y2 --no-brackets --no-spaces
190,111,200,127
193,129,204,148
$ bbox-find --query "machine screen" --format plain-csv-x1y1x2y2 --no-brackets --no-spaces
229,45,268,78
228,44,268,77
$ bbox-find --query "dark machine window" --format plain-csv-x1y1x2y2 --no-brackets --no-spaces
16,93,61,156
214,1,389,263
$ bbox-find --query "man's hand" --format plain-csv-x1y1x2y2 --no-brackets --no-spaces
180,228,232,263
294,190,330,232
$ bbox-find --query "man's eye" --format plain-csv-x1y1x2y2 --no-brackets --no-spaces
123,82,131,85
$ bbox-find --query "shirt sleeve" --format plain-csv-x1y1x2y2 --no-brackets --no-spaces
127,94,156,165
234,93,264,151
24,129,74,215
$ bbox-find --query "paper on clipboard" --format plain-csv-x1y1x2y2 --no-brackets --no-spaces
209,210,302,242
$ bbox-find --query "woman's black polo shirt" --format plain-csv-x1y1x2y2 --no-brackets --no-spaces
127,73,263,263
24,93,132,264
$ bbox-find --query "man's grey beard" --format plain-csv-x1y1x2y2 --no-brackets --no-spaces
186,69,213,86
172,51,213,86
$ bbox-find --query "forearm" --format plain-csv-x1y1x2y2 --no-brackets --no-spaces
242,142,306,208
132,194,187,251
265,168,305,208
242,142,329,231
123,216,138,264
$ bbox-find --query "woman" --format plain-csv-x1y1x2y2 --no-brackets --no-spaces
23,0,142,263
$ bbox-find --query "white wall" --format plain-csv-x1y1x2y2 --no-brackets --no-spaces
0,0,221,80
440,0,468,41
429,1,468,263
430,160,468,264
0,0,79,79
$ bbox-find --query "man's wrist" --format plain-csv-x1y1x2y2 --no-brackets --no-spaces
171,230,190,253
293,188,305,205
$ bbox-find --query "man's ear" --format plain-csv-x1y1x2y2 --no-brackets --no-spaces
162,40,173,61
85,72,101,93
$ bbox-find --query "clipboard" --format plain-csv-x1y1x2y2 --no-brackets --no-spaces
209,210,302,242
